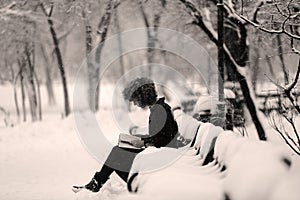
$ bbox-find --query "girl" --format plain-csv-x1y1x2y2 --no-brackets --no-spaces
83,77,178,192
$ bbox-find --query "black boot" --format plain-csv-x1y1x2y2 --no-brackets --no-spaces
85,172,109,192
85,178,100,192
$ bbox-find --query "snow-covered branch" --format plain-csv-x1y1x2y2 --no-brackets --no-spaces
95,0,125,35
40,2,53,17
179,0,246,75
0,1,32,19
226,0,300,40
236,14,300,39
0,1,16,10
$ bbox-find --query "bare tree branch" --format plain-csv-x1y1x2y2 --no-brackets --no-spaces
282,112,300,147
245,0,272,22
286,58,300,92
138,0,150,28
231,9,300,40
274,0,289,18
48,2,54,17
0,1,33,19
265,73,285,90
268,112,300,155
265,57,300,115
0,1,16,11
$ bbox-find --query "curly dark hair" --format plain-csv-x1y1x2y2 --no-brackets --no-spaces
122,77,157,108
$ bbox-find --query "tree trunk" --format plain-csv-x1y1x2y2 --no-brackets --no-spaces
94,0,114,111
32,40,42,121
13,74,20,122
20,71,26,122
276,35,289,85
223,15,249,81
17,59,27,122
10,55,20,121
151,13,161,73
251,35,261,94
48,19,70,116
113,8,128,110
94,69,100,111
34,71,42,121
138,0,153,76
82,10,95,111
238,74,266,140
42,3,70,116
217,0,225,127
0,107,9,127
25,44,38,122
265,54,275,77
114,8,125,77
40,44,56,106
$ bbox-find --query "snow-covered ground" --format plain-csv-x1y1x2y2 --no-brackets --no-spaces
0,83,130,200
0,112,136,200
1,82,300,200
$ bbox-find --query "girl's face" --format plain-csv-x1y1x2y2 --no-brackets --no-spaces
133,99,147,109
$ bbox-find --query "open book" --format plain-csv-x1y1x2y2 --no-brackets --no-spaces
118,133,144,150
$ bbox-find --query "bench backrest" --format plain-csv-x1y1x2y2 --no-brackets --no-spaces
174,110,201,142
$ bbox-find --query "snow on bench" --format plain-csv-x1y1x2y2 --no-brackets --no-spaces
116,111,297,200
123,111,224,200
214,131,294,200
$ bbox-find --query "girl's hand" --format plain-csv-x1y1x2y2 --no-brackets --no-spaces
131,139,144,148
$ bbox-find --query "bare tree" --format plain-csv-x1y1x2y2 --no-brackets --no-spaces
92,0,116,111
251,0,300,153
40,43,56,106
230,0,300,112
251,30,262,94
177,0,267,140
276,35,289,84
0,0,91,121
54,0,121,112
138,0,152,76
113,6,126,77
0,106,10,127
137,0,165,76
16,54,27,122
268,84,300,155
24,42,38,122
40,2,71,117
81,5,94,111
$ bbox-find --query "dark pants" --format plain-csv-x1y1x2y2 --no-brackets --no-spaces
95,146,143,183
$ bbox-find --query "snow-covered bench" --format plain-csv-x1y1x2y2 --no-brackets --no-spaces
124,111,224,199
214,131,294,200
118,111,297,200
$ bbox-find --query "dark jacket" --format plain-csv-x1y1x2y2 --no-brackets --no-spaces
142,97,178,148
